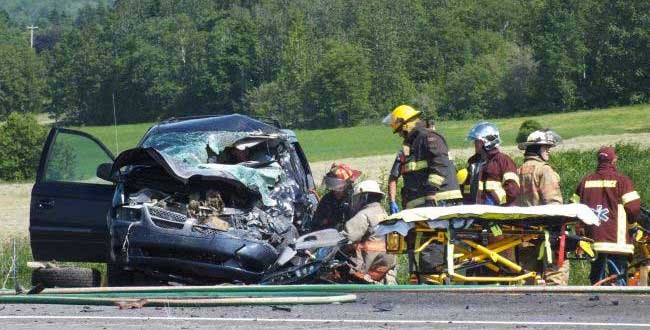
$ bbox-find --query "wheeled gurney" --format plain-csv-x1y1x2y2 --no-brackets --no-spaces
377,204,600,285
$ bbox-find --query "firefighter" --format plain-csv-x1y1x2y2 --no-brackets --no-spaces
381,105,462,208
341,180,396,284
463,122,520,273
387,119,449,214
571,146,641,285
516,129,569,285
310,163,361,232
463,121,520,205
382,105,462,283
517,129,563,206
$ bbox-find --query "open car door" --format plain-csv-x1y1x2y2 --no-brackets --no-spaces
30,128,115,262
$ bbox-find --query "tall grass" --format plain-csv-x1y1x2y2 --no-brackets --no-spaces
0,237,33,289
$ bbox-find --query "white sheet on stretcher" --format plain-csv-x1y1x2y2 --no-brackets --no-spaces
376,204,600,236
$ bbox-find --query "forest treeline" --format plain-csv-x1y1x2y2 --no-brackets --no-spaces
0,0,648,128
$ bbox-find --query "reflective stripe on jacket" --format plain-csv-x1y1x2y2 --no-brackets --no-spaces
401,125,462,208
572,163,641,254
462,149,520,205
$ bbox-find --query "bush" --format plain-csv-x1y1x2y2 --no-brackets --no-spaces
0,113,47,181
516,119,542,143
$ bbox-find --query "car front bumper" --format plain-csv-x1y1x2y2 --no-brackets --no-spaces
109,205,280,283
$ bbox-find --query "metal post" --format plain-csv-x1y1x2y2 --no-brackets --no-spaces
26,25,38,48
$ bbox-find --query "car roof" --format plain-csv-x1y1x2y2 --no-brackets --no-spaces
152,114,282,135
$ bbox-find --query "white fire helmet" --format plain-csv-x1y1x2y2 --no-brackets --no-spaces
466,121,501,150
353,180,385,198
518,129,562,150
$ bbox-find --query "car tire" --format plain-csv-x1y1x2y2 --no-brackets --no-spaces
31,266,101,288
107,262,135,287
107,263,164,287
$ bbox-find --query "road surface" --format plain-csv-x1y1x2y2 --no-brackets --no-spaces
1,291,649,329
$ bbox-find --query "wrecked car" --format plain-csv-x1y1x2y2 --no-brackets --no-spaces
30,114,319,286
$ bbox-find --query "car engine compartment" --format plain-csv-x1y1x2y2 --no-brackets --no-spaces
115,145,302,245
118,178,298,248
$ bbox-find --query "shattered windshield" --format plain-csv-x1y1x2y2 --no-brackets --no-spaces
141,131,250,167
140,130,287,206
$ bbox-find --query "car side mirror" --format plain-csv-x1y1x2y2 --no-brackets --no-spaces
96,162,115,182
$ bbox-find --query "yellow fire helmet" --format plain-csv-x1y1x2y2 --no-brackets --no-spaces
382,105,421,133
456,168,468,185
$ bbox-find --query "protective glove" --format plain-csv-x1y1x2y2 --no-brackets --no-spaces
389,201,400,214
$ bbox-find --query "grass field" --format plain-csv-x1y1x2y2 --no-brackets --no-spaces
74,104,650,161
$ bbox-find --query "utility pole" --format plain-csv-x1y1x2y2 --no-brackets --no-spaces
26,25,38,48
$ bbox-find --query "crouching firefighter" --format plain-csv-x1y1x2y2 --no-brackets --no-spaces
340,180,396,284
382,105,462,283
308,163,362,232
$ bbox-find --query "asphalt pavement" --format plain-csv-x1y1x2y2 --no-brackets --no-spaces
1,291,649,329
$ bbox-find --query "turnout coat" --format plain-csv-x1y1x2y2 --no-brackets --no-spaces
462,148,520,206
572,163,641,254
399,125,462,208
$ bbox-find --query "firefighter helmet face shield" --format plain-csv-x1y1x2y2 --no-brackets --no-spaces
382,105,421,133
323,176,350,192
381,113,394,128
466,121,501,151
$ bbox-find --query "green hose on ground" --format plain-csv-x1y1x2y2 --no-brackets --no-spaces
2,284,650,307
0,285,360,306
0,292,357,307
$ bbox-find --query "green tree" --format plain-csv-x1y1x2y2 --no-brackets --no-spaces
440,35,532,119
46,4,114,124
354,0,417,116
0,43,46,118
306,41,372,128
203,8,259,114
581,0,650,107
516,119,543,143
530,0,588,111
0,113,46,181
10,0,645,128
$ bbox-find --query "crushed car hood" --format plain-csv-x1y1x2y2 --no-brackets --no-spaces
111,147,283,206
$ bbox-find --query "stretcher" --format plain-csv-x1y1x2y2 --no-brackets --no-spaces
377,204,600,285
